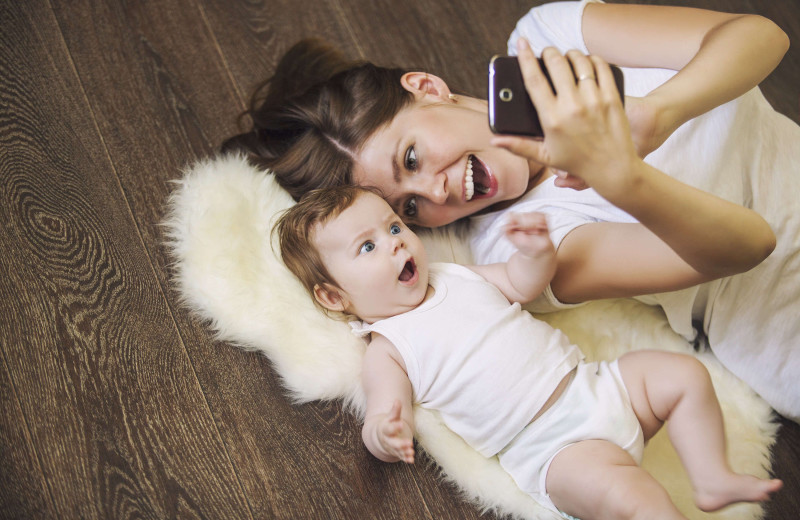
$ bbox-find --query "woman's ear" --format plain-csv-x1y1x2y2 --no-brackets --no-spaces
313,283,350,312
401,72,452,102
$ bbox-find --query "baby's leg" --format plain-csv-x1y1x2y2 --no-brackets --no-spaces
547,439,686,520
618,351,782,511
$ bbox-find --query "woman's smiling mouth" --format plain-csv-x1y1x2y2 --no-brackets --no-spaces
464,155,496,201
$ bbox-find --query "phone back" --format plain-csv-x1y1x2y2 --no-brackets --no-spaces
488,56,544,136
488,55,625,137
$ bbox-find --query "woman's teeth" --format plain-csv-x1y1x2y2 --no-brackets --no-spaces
465,155,489,201
465,157,475,201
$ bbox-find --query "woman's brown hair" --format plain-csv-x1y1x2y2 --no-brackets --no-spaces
222,39,414,201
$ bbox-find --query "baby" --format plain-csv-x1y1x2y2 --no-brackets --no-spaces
275,185,781,520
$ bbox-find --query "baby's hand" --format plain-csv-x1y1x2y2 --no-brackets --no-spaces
377,401,415,464
504,212,554,258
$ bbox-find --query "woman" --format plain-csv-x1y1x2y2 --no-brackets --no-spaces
222,1,799,420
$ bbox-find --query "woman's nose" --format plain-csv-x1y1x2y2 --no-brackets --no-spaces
418,171,448,205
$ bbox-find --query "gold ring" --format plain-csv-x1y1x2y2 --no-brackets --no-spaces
577,74,596,82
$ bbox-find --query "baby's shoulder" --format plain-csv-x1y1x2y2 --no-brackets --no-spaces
363,333,407,374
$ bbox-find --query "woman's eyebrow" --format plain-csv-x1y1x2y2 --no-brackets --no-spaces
392,140,402,184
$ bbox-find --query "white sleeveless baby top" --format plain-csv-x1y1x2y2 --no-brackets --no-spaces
352,263,584,457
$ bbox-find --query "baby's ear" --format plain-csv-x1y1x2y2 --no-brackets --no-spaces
313,283,349,312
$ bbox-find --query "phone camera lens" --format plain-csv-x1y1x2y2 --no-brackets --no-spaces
499,88,513,102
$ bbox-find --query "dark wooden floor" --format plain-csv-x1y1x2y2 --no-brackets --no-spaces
1,1,798,518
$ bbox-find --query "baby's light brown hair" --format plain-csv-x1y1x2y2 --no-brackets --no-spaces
274,185,382,309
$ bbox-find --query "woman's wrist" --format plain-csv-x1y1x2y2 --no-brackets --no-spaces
590,156,650,210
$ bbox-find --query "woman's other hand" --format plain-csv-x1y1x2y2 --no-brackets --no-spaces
625,95,680,158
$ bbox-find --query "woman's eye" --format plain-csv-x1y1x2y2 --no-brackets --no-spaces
404,146,418,171
390,223,402,235
403,197,417,218
359,241,375,255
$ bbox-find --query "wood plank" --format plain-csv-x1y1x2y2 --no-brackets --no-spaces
0,2,252,518
764,417,800,519
0,356,53,518
334,0,533,99
199,0,361,110
48,0,447,517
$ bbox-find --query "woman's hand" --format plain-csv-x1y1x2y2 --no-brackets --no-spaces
492,39,642,199
624,95,682,158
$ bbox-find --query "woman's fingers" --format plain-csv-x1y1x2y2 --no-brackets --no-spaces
567,50,600,99
539,47,577,97
491,134,548,165
502,41,638,190
591,55,623,107
516,39,557,108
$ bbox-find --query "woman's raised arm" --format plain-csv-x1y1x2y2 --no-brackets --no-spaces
492,41,775,302
582,3,789,156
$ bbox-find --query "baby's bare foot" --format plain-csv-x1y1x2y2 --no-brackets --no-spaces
694,474,783,512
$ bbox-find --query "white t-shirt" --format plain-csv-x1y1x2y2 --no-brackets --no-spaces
470,0,800,420
353,263,583,457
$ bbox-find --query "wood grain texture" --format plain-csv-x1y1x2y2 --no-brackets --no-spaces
1,0,798,518
0,357,52,518
1,1,251,518
333,0,533,99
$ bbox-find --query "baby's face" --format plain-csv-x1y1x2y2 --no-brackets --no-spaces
313,192,429,323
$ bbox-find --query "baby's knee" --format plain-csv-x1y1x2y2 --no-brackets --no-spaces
600,476,675,519
676,354,713,386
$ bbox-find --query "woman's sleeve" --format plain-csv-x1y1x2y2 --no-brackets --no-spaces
507,0,601,56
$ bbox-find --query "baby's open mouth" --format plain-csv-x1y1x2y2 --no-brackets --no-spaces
399,259,417,282
465,155,492,201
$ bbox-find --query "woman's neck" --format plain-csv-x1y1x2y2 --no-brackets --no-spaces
529,162,552,188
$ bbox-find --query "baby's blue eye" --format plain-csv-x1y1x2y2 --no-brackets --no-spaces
390,223,402,235
359,241,375,254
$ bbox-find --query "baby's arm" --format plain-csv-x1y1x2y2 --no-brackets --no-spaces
469,211,556,303
361,334,415,464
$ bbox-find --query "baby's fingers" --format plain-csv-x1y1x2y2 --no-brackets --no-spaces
506,212,549,234
395,439,415,464
382,433,415,464
388,400,403,421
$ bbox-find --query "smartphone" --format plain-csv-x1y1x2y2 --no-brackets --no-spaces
488,55,625,136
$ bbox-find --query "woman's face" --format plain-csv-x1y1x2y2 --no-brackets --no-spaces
352,96,535,228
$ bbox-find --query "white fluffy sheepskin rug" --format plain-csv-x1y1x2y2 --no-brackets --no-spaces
162,153,778,520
